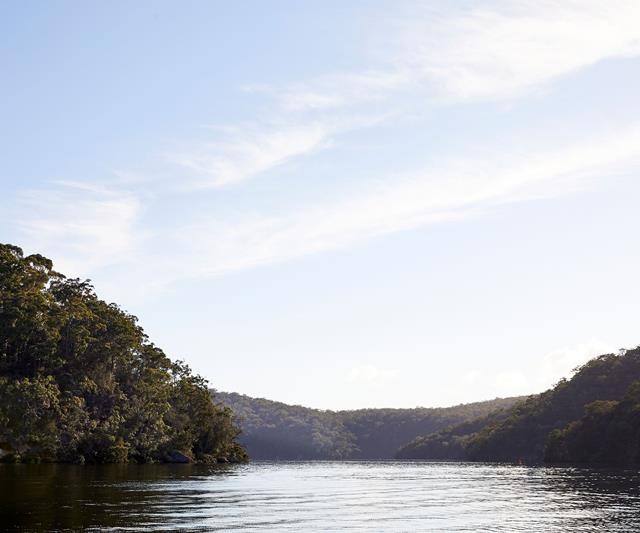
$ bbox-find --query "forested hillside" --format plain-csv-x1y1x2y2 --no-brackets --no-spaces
213,393,357,459
544,380,640,465
398,348,640,465
215,391,521,459
0,244,246,464
340,399,520,459
396,408,514,461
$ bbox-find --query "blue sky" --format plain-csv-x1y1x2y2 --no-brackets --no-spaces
2,1,640,409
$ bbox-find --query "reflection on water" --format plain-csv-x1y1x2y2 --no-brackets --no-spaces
1,461,640,531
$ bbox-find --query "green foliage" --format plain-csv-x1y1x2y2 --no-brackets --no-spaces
545,381,640,465
213,392,358,459
395,407,517,460
215,391,522,459
466,350,640,463
399,348,640,465
0,376,62,460
0,243,246,464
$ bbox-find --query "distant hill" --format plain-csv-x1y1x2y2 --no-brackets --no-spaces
339,399,522,459
398,347,640,465
213,391,522,460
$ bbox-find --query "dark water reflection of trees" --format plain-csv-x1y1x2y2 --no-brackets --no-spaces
0,463,239,531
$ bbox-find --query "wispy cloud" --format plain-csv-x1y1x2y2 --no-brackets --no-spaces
177,0,640,194
35,121,626,290
171,122,332,189
540,339,617,386
13,1,640,290
18,182,141,276
406,0,640,101
169,111,391,190
164,1,640,195
260,69,413,112
255,1,640,112
180,123,640,277
18,120,639,297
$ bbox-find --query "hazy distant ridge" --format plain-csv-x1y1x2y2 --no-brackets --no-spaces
213,392,522,460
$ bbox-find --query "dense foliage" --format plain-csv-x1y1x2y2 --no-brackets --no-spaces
216,391,521,459
398,348,640,464
213,393,357,459
340,399,521,459
545,380,640,465
0,244,246,464
395,408,516,460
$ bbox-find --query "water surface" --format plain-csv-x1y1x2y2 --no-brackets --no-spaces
2,461,640,531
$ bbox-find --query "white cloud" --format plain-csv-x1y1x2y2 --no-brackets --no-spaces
181,0,640,196
17,121,640,291
398,0,640,101
170,111,394,190
540,339,616,387
181,123,640,277
268,70,413,112
171,122,332,189
167,1,640,194
256,1,640,114
453,340,617,399
13,2,640,289
18,182,141,277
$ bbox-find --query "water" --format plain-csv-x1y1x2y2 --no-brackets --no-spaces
2,461,640,531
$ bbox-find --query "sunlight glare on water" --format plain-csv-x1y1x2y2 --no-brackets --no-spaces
2,461,640,531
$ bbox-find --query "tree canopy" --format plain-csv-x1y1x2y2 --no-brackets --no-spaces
0,243,246,464
398,348,640,465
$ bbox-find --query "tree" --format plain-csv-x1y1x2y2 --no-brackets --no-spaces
0,243,246,464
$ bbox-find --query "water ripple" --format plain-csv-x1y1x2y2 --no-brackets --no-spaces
2,461,640,531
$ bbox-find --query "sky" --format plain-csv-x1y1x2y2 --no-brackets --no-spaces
2,0,640,410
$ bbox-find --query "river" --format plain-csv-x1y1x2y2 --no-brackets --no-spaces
2,461,640,531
